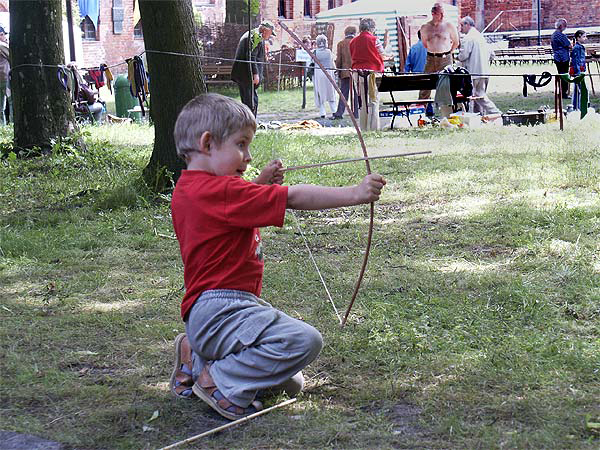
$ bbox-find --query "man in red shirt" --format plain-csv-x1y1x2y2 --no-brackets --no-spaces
350,18,390,130
169,93,386,420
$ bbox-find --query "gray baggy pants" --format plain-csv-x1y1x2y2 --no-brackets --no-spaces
185,290,323,408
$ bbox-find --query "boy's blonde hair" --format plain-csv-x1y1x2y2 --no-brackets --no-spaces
174,93,257,161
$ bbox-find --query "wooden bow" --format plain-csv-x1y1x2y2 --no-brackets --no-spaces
278,21,373,327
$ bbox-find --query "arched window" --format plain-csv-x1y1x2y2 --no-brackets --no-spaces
304,0,312,18
81,16,98,41
278,0,287,18
134,20,143,39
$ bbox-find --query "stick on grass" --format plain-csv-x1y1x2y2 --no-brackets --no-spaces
159,398,298,449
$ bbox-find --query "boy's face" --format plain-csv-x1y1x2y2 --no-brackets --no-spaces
208,127,255,177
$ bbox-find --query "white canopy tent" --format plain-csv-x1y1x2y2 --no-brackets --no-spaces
316,0,459,70
315,0,458,22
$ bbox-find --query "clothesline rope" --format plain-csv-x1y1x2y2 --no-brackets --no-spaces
10,55,138,74
143,49,600,78
10,48,600,79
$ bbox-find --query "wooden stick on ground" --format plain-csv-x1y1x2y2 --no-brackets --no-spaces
282,151,432,172
159,398,297,450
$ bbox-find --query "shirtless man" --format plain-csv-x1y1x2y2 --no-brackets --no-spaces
418,3,460,112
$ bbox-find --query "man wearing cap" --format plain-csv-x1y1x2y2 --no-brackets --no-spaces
418,3,459,114
231,21,275,116
0,26,10,125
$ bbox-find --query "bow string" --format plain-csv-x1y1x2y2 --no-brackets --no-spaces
278,21,374,327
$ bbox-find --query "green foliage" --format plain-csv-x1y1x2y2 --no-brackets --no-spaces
225,0,260,23
1,101,600,448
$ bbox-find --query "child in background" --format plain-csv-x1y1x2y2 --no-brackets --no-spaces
570,30,587,111
169,93,386,420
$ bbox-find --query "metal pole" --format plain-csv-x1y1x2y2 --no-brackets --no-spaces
537,0,541,46
247,0,254,114
302,64,307,109
65,0,76,62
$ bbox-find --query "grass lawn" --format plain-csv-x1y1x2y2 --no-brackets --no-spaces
1,66,600,448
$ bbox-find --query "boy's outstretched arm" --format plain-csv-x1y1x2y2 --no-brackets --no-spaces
254,159,284,185
287,174,386,210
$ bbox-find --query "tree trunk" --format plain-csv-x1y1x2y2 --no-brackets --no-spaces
139,0,206,190
10,0,76,153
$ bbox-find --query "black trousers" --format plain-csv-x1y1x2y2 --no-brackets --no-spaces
237,81,258,117
555,60,570,97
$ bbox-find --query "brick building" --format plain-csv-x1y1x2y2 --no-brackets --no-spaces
459,0,600,32
2,0,600,71
78,0,225,72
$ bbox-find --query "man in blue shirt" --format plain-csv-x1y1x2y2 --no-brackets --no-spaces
405,30,427,73
551,18,571,99
405,30,430,115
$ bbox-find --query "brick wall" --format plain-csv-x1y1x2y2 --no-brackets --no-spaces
260,0,357,49
83,0,224,74
80,0,143,74
459,0,600,31
542,0,600,28
260,0,459,52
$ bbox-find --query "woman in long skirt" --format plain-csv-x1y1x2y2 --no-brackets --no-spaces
313,34,337,118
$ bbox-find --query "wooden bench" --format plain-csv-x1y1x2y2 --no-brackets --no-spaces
202,63,235,85
377,74,485,128
492,46,554,64
377,74,439,128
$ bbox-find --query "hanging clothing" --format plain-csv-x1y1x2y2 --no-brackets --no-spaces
87,68,104,89
101,64,114,94
434,74,453,109
78,0,100,28
560,73,588,117
438,65,473,105
353,70,380,130
522,72,552,97
127,56,149,115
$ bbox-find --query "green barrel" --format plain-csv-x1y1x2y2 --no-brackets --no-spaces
114,75,137,118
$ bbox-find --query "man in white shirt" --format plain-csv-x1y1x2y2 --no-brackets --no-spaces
456,16,501,115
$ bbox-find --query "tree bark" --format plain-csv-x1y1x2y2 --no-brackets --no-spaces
139,0,206,190
10,0,76,152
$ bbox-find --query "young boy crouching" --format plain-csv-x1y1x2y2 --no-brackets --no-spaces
169,93,385,420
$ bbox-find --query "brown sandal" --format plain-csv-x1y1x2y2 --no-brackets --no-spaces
192,364,263,420
169,333,195,399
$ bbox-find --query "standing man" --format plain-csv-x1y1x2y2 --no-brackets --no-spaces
456,16,501,115
332,26,358,120
551,18,571,99
231,21,276,116
405,30,427,73
418,3,460,113
0,26,10,125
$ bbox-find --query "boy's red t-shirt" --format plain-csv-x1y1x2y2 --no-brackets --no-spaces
171,170,289,319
